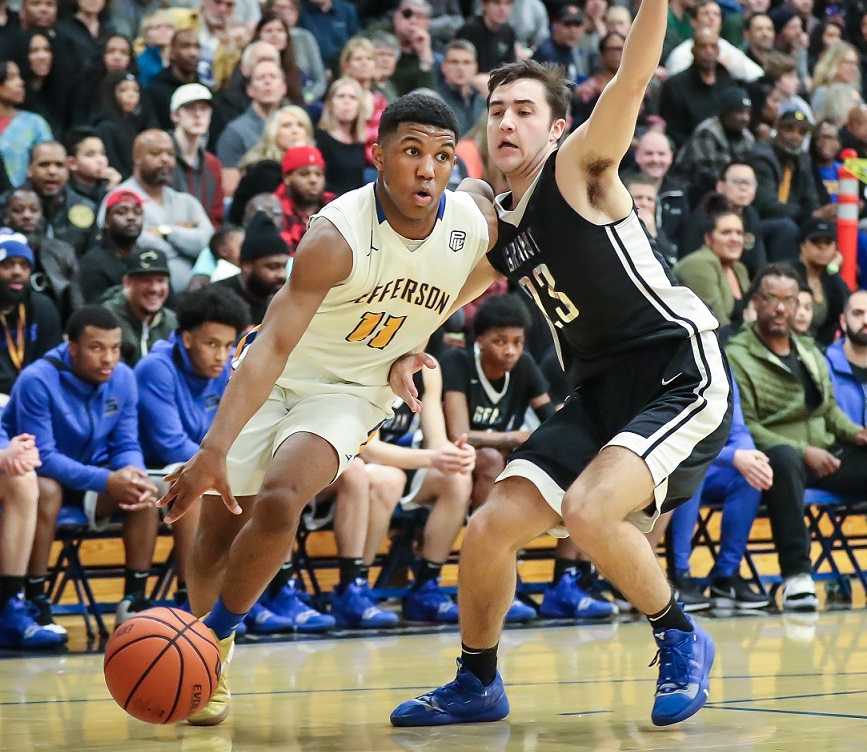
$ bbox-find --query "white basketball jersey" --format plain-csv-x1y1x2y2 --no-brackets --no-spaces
275,183,489,413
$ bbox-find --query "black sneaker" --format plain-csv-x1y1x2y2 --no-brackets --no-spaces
115,595,154,626
709,575,769,610
672,576,711,612
27,594,69,638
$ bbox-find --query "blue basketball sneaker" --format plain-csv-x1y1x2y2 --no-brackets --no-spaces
650,616,715,726
403,580,459,623
0,596,66,649
504,597,536,623
244,601,296,635
260,579,335,633
539,571,619,620
390,659,509,726
331,578,399,629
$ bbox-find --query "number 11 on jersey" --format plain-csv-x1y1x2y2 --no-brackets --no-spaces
518,263,579,328
346,311,407,349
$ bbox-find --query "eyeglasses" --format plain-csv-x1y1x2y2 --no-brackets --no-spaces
757,292,797,307
401,7,430,19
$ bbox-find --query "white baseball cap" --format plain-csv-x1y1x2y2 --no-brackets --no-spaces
170,83,213,114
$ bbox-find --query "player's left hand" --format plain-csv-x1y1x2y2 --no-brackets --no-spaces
156,446,241,523
388,352,437,413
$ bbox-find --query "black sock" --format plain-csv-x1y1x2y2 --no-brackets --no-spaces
124,569,149,599
575,560,593,586
268,561,295,598
0,575,24,607
174,580,188,604
338,558,363,588
552,558,578,583
414,559,443,588
647,594,692,633
461,643,498,685
25,575,45,601
359,563,370,583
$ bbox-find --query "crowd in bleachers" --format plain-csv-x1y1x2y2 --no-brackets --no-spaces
0,0,866,650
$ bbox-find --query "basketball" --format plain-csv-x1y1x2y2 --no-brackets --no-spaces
103,607,221,724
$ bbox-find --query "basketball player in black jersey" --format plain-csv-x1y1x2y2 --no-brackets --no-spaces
389,0,732,728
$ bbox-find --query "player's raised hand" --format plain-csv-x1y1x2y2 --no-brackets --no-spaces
156,446,241,523
388,351,437,413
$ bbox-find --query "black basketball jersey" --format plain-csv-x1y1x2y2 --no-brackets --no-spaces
441,346,548,433
379,371,423,445
487,150,718,383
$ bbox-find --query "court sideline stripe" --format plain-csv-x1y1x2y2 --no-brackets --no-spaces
705,706,867,721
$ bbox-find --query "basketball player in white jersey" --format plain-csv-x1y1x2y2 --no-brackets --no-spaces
389,0,731,730
155,93,496,726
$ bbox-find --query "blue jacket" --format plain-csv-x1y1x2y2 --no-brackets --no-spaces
714,375,755,468
2,343,143,491
826,339,866,427
135,335,230,467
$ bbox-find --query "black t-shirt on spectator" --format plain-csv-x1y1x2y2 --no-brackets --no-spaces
441,346,547,432
315,128,367,196
780,350,822,412
455,16,516,73
850,362,867,385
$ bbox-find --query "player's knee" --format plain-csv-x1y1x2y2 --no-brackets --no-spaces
254,484,306,533
475,448,505,479
0,471,38,509
561,494,607,543
340,457,368,492
36,477,62,522
441,471,473,509
465,500,522,552
369,465,405,511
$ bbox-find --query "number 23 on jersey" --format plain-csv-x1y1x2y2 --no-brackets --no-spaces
518,263,579,328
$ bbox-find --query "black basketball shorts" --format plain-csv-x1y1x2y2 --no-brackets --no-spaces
498,330,733,534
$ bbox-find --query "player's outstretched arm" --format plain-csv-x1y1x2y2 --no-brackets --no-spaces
158,220,353,522
560,0,666,172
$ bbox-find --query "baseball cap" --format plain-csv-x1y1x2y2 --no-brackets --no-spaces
281,145,326,175
799,217,836,243
556,4,584,24
105,189,144,213
777,107,810,128
720,87,751,114
170,83,213,114
0,231,34,267
126,249,170,277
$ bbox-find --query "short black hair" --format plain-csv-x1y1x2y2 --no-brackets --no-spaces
719,159,755,181
746,263,802,303
474,293,533,338
63,127,101,157
378,92,460,143
209,225,243,255
66,305,121,341
30,140,66,164
175,286,251,334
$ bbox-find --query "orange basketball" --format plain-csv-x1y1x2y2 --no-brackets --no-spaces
103,607,221,724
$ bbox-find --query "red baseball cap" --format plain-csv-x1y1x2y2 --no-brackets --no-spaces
105,189,144,212
282,146,325,175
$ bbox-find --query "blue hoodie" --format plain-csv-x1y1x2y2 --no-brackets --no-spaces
714,375,755,468
135,334,230,467
2,343,143,491
826,339,866,427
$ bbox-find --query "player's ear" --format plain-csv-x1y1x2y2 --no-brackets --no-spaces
549,118,567,144
371,141,385,172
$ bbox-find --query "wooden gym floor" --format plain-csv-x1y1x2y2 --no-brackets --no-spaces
2,609,867,751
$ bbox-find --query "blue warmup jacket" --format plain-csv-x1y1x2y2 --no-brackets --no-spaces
2,343,143,491
135,334,230,467
826,339,866,427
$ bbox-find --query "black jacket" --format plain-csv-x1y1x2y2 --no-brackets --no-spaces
750,141,819,224
794,260,851,347
658,64,736,148
0,289,62,395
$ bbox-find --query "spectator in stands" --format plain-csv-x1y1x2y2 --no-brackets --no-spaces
170,84,224,227
668,374,772,610
681,160,767,275
79,190,143,304
572,31,624,128
371,31,400,102
0,425,61,649
136,11,176,88
3,306,160,628
674,195,750,332
532,4,589,85
104,129,215,292
658,26,734,148
94,71,159,180
145,28,202,132
388,0,436,97
674,86,755,204
624,173,677,265
239,104,313,171
102,248,177,366
23,141,96,257
70,33,137,128
807,16,843,73
663,0,696,60
214,212,288,324
791,283,814,336
632,131,688,257
340,36,388,164
298,0,359,71
189,225,244,289
794,217,850,347
511,0,549,51
135,286,249,609
666,0,763,81
0,61,51,188
809,119,841,206
726,264,867,611
840,103,867,158
752,108,830,262
19,30,69,137
772,7,809,88
217,58,287,196
197,0,247,90
5,188,82,315
315,77,368,196
270,0,325,105
811,41,861,122
744,12,775,69
459,0,519,78
357,363,475,624
0,233,60,396
436,40,484,138
57,0,113,66
826,290,867,427
761,51,813,122
275,145,333,252
252,13,304,107
64,128,122,211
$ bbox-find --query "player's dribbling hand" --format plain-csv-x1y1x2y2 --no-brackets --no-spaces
388,352,437,413
431,434,475,474
156,446,241,523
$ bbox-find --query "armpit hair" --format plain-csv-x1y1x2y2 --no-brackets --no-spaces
585,157,613,208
